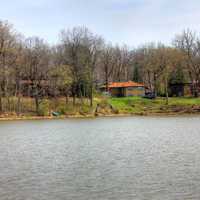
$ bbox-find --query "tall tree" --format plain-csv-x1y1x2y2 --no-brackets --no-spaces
0,20,18,113
23,37,50,115
174,29,200,97
100,45,115,91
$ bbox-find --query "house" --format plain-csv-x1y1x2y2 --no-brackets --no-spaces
101,81,145,97
169,83,193,97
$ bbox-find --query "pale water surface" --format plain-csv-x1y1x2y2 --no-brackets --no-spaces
0,116,200,200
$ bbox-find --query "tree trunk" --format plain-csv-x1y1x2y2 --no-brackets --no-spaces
0,96,2,114
165,76,169,105
17,96,21,116
16,82,21,115
65,95,69,105
105,66,109,92
193,82,198,97
7,97,11,112
153,73,157,97
72,83,76,106
35,97,40,115
90,84,93,107
72,95,76,106
78,84,83,106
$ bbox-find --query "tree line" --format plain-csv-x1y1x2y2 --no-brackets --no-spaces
0,20,200,115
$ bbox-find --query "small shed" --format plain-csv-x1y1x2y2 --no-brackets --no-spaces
169,83,192,97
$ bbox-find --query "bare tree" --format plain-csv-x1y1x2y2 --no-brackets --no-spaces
60,26,103,106
23,37,50,115
50,45,72,104
82,33,104,106
112,45,131,82
174,29,200,97
100,45,116,91
0,21,17,112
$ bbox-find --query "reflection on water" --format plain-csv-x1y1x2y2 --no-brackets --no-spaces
0,116,200,200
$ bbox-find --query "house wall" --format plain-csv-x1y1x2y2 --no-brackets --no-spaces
169,85,184,97
110,88,125,97
125,87,145,97
109,86,145,97
169,84,192,97
184,85,192,96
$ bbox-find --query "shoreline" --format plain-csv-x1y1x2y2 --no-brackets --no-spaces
1,97,200,121
0,111,200,121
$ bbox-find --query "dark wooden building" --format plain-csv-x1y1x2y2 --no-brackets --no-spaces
169,83,192,97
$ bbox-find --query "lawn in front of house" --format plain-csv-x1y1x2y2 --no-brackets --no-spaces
108,96,200,114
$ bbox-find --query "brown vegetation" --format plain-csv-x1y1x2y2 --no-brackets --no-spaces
0,20,200,117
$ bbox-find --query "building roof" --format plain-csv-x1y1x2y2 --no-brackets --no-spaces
108,81,144,88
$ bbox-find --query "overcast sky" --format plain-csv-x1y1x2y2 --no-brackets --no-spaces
0,0,200,46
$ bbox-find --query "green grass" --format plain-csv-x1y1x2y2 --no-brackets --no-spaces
167,97,200,105
1,96,200,118
108,96,200,114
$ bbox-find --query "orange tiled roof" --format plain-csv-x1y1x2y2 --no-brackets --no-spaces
108,81,144,88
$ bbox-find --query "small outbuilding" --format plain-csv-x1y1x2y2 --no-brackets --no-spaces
169,83,193,97
104,81,145,97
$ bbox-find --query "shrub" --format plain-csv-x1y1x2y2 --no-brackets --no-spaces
79,104,91,115
57,104,76,115
38,100,50,116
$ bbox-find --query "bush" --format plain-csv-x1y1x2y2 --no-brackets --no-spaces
57,104,76,115
79,105,91,115
57,105,67,115
99,98,109,108
38,100,50,116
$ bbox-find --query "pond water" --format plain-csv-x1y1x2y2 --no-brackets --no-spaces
0,116,200,200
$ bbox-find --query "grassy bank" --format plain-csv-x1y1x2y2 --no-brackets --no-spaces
108,97,200,115
0,97,97,119
1,96,200,120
